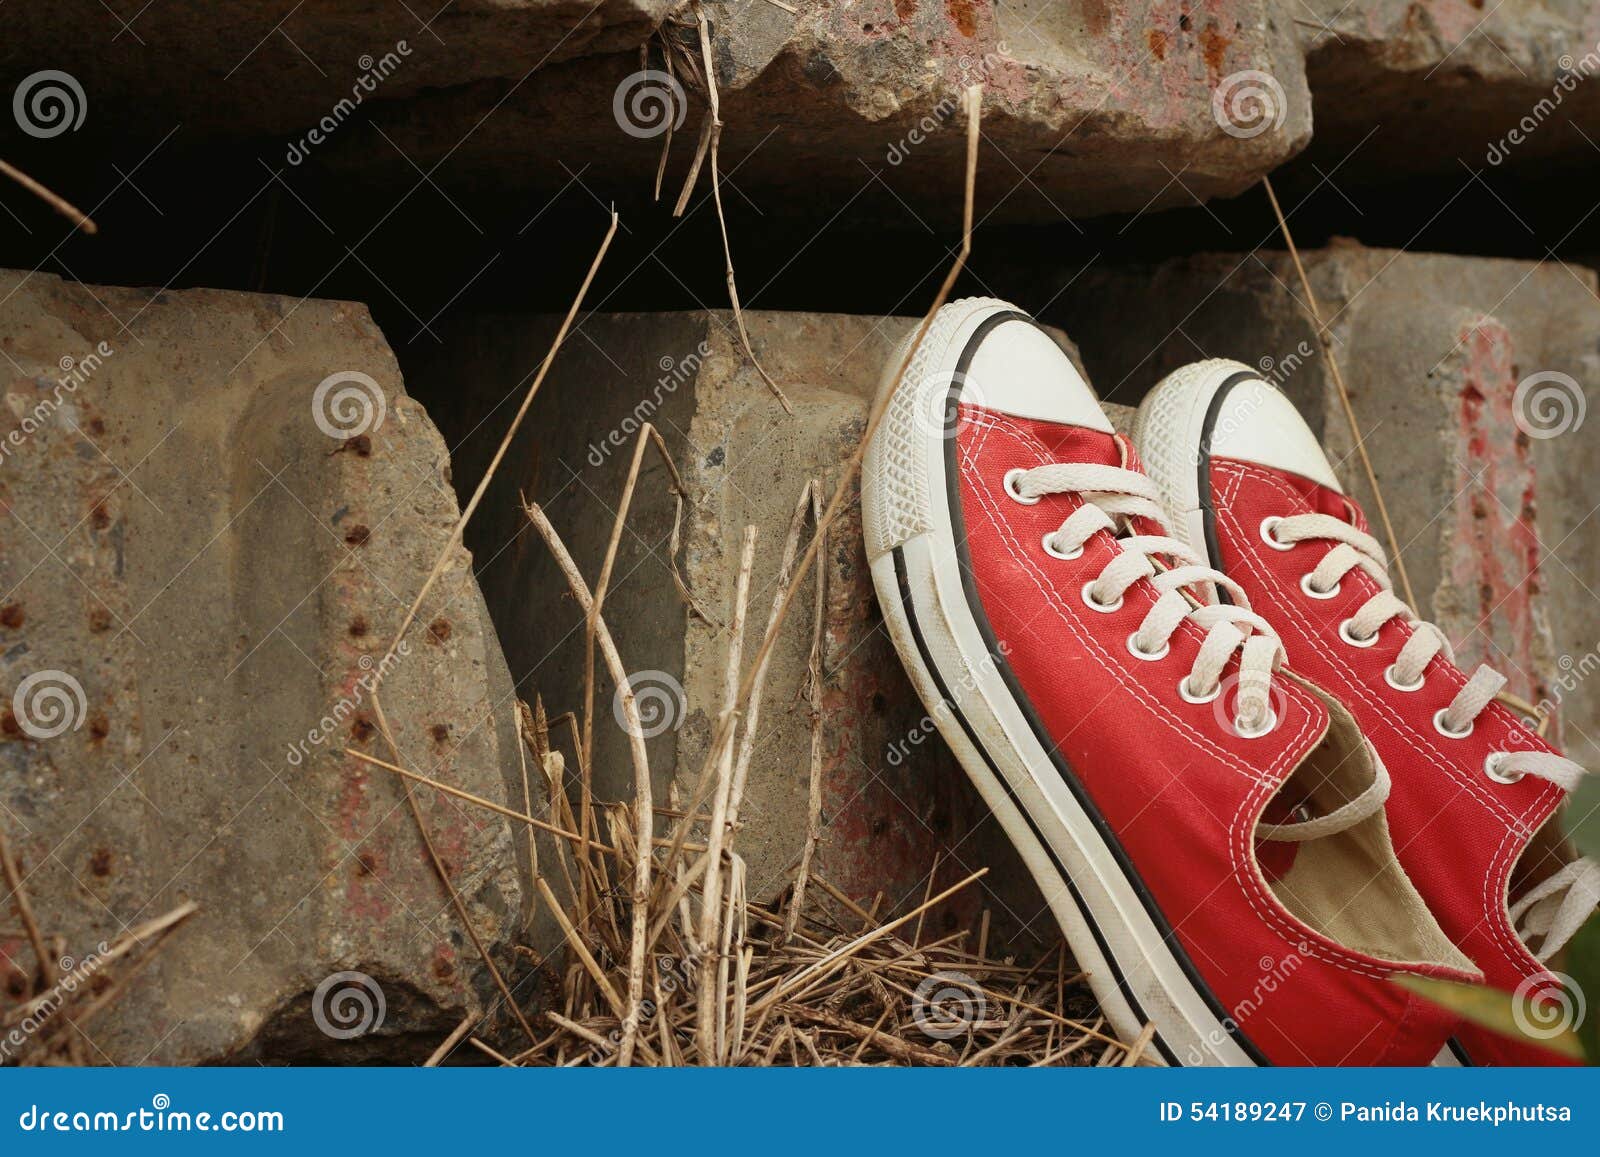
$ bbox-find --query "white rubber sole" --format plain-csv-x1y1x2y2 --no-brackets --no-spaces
863,300,1260,1066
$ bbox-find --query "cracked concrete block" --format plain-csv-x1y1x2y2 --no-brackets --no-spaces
1296,1,1600,181
405,309,1088,949
1053,243,1600,761
343,0,1313,223
1,1,1313,223
0,271,554,1063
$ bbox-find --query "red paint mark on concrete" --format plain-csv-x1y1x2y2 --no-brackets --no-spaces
336,764,371,839
431,942,459,986
1450,319,1551,730
1199,24,1233,82
1147,28,1170,59
809,531,986,931
894,0,917,21
1082,0,1111,37
343,863,394,923
946,0,978,37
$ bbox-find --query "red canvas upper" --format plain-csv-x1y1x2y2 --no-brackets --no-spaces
1205,455,1577,1065
954,404,1473,1065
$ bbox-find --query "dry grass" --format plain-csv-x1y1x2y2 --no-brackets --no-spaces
0,891,197,1066
497,779,1129,1067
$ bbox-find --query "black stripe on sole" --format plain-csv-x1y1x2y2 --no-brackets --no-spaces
890,547,1181,1067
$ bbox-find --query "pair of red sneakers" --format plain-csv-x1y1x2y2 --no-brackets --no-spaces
862,298,1599,1065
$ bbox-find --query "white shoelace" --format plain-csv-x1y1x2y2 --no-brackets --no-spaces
1269,511,1599,960
1008,461,1388,841
1012,464,1286,730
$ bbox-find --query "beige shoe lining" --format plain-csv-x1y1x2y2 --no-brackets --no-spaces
1258,676,1476,974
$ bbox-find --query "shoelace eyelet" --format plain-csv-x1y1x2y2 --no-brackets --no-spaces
1300,572,1341,600
1260,516,1294,552
1178,675,1221,704
1484,752,1525,784
1126,632,1169,662
1081,581,1123,614
1383,664,1425,692
1003,468,1041,505
1433,708,1474,740
1042,532,1083,561
1233,708,1280,740
1338,619,1379,648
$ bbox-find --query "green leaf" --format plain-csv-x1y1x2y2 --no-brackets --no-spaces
1568,777,1600,861
1392,974,1586,1062
1563,915,1600,1063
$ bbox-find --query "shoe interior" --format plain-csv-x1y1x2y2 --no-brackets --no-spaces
1255,679,1476,972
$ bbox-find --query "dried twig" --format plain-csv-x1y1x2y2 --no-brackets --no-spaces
672,3,790,411
424,1011,480,1066
1262,176,1413,608
696,525,758,1059
376,211,618,675
524,500,654,1067
0,157,97,234
687,85,984,831
0,819,53,989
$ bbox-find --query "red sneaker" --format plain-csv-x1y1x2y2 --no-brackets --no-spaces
1134,360,1600,1066
862,299,1478,1066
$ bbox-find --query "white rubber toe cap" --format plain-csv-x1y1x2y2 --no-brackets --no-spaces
1146,358,1342,494
961,310,1112,432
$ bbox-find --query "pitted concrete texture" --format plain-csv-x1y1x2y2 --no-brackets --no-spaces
0,1,1310,223
405,309,1089,951
1052,244,1600,763
0,271,555,1063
